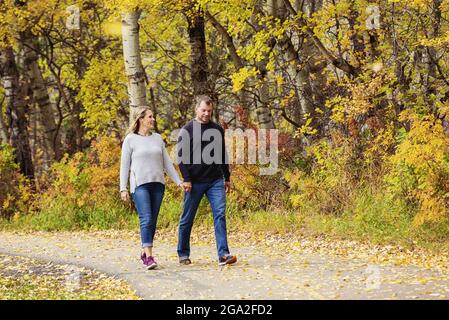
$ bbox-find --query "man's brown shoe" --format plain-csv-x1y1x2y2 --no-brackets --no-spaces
218,255,237,266
179,258,192,265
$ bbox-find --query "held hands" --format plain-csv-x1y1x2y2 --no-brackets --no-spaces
181,182,192,193
120,190,129,202
225,181,231,193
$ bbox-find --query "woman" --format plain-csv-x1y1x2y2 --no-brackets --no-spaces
120,106,185,270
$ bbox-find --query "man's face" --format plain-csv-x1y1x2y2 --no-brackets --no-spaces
195,101,213,124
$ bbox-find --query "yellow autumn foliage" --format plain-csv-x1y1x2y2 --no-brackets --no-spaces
386,111,449,227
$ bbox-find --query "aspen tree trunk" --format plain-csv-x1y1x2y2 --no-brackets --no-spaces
0,92,8,143
277,0,315,127
0,109,8,143
426,0,441,95
122,10,147,122
254,64,275,129
208,2,274,128
205,10,250,128
253,0,275,129
428,0,449,132
0,47,35,180
21,31,62,160
187,6,210,98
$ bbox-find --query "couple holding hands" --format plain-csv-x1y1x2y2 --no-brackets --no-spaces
120,95,237,270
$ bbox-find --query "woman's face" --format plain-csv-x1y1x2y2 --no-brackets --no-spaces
139,110,155,129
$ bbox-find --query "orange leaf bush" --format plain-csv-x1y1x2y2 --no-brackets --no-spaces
0,144,32,220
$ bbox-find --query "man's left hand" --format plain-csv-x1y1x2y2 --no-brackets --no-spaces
224,181,231,193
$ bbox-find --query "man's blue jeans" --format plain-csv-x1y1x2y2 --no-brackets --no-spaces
132,182,165,248
177,179,230,259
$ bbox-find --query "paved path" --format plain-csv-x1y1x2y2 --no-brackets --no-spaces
0,232,448,299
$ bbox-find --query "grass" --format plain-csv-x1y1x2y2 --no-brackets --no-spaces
304,188,414,243
229,209,304,234
0,197,140,232
293,187,449,252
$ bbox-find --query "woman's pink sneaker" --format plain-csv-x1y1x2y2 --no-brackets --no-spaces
140,253,158,270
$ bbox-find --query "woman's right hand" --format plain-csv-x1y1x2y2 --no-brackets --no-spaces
120,190,130,202
180,182,192,193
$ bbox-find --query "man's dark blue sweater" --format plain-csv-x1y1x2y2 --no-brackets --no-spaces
177,119,231,183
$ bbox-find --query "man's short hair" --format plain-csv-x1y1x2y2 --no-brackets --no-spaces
195,95,213,109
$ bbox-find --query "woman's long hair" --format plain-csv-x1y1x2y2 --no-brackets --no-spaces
125,106,152,136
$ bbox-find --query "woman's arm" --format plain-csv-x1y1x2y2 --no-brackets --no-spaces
120,136,132,193
162,141,182,186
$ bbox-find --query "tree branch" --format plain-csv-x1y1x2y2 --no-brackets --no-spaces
205,11,244,70
283,0,360,77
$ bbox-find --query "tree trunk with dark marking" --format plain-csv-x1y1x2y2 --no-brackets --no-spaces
0,47,35,180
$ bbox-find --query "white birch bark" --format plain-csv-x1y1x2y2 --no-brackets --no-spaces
21,34,61,160
279,0,315,124
0,106,7,143
122,10,147,122
0,47,35,179
252,0,275,129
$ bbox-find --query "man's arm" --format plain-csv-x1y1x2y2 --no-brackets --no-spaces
220,126,231,192
177,125,192,182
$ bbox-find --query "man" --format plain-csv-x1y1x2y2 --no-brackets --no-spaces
177,95,237,266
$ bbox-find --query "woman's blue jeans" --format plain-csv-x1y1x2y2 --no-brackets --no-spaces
132,182,165,248
177,179,230,259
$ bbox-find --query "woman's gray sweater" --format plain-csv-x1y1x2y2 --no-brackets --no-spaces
120,133,182,193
